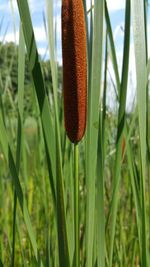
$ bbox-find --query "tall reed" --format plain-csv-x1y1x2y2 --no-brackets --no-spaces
62,1,87,267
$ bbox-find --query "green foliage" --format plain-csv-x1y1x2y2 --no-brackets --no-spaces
0,41,61,95
0,0,150,267
0,42,30,92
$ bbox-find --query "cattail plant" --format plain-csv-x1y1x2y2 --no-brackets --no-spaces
62,1,87,267
62,0,87,143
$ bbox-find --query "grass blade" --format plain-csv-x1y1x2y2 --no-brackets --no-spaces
132,0,147,265
105,0,120,94
0,112,38,261
85,1,104,267
108,1,131,265
17,1,70,266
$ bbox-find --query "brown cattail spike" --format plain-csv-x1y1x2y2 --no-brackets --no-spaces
62,0,87,143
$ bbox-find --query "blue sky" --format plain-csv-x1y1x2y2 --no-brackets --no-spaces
0,0,149,110
0,0,126,62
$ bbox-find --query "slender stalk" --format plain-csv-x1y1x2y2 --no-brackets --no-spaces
11,191,17,267
74,143,79,267
11,25,25,267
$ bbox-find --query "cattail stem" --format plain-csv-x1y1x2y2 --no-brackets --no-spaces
74,143,79,267
11,190,17,267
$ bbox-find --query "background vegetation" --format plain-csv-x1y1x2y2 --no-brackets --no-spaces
0,0,150,266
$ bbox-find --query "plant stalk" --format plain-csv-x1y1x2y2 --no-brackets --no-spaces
74,143,79,267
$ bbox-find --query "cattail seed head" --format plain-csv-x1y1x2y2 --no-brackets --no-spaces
62,0,87,143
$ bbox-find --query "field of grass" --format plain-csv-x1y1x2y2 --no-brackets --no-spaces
0,0,150,266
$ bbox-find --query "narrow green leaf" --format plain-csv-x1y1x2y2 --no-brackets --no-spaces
85,1,104,267
108,1,131,266
105,1,120,94
132,0,147,265
0,112,38,260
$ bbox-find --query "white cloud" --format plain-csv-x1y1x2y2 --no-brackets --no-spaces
9,0,45,16
10,0,18,13
85,0,125,12
107,42,136,112
86,0,94,10
0,31,19,43
106,0,125,12
55,15,61,37
29,0,45,14
38,47,48,56
38,47,45,55
2,0,125,17
113,24,124,41
0,25,47,44
34,26,47,42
